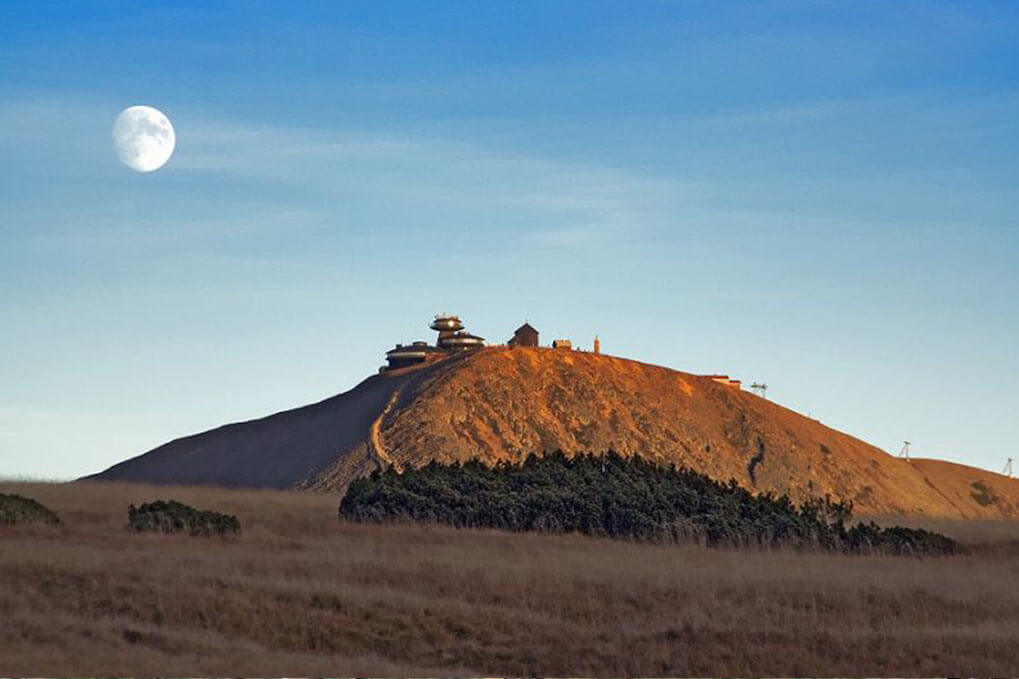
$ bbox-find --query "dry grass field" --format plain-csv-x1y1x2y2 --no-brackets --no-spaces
2,480,1019,676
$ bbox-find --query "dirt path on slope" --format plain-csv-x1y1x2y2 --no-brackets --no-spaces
369,386,403,471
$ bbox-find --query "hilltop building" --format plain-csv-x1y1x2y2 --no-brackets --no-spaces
384,341,445,370
430,314,486,351
701,374,742,390
508,322,539,347
552,339,572,350
383,314,486,371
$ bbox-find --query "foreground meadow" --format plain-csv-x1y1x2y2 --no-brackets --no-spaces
1,480,1018,676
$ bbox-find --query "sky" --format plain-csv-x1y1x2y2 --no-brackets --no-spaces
1,1,1017,480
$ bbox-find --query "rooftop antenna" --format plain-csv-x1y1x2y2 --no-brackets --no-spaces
1004,458,1014,478
750,382,768,399
899,441,911,461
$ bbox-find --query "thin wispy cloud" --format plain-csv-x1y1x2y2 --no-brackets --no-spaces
1,93,686,260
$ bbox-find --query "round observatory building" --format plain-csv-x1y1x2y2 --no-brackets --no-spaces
431,313,485,351
382,314,486,371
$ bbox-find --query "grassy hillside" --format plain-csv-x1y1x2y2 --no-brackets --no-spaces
380,347,1019,517
88,346,1019,519
2,479,1018,676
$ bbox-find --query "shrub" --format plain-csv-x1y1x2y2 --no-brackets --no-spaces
340,452,957,556
127,500,240,537
0,493,61,527
970,481,996,507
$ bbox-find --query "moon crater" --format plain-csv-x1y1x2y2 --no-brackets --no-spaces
113,105,176,172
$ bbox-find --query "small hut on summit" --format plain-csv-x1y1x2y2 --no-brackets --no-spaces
700,374,742,390
508,322,539,347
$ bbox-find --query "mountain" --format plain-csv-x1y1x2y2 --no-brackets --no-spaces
89,346,1019,518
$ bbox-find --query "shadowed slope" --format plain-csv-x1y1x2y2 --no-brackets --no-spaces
88,363,444,488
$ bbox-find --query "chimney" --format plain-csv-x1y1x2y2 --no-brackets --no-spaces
594,335,601,355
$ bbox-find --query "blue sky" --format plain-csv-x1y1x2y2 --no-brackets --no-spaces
1,1,1017,480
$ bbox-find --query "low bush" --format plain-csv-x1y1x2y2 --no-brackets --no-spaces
127,500,240,537
340,451,958,556
0,493,61,527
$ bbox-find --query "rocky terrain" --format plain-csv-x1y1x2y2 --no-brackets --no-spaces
91,347,1019,518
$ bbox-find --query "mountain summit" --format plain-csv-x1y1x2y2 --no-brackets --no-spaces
91,345,1019,518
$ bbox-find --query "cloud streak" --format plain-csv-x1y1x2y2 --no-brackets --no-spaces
173,116,687,242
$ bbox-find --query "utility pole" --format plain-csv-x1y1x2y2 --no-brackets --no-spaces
899,441,911,461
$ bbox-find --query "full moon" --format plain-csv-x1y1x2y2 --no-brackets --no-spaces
112,105,176,172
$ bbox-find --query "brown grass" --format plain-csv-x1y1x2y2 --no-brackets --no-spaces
1,480,1018,676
